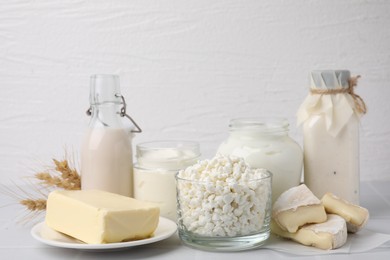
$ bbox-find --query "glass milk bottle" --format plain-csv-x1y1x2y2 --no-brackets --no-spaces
217,118,303,202
133,141,200,221
81,74,141,197
297,70,366,204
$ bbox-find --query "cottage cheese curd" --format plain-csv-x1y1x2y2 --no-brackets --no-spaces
176,154,272,237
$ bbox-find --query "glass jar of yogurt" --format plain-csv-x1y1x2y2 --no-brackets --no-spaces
133,141,200,221
217,118,303,202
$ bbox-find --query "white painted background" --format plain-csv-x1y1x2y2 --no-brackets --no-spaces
1,0,389,184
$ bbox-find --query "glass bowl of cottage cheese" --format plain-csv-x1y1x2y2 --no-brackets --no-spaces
175,154,272,251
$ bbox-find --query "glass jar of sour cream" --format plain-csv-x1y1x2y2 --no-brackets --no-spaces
133,141,200,221
217,118,303,202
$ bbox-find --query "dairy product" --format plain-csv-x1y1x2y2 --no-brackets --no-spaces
298,70,363,204
81,128,133,197
81,74,138,198
303,115,360,204
176,154,272,237
133,168,177,220
217,118,303,202
272,184,327,233
46,190,159,244
321,192,369,233
133,141,200,221
271,214,347,250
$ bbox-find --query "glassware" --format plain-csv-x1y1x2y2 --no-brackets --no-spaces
298,70,365,204
176,170,272,251
81,74,141,197
217,118,303,202
133,141,200,221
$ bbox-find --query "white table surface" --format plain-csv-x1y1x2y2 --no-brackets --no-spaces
1,181,390,260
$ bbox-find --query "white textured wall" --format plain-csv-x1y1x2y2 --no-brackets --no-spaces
1,0,389,183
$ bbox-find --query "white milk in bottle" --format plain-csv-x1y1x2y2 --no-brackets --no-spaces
81,74,141,197
297,70,366,204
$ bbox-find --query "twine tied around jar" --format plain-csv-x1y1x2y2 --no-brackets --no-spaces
310,75,367,115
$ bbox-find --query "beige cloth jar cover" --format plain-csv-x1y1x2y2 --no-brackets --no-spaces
297,70,366,136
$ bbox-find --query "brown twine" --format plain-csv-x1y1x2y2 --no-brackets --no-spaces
310,75,367,114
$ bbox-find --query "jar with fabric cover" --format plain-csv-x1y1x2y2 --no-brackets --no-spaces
297,70,366,204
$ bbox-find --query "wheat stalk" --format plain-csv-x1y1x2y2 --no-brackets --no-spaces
20,199,47,211
53,159,81,190
33,158,81,192
18,153,80,213
0,150,81,221
0,181,48,225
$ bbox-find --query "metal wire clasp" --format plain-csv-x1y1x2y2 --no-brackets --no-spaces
85,95,142,133
115,94,142,133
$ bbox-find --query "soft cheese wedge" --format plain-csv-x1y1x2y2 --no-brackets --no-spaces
272,184,327,233
321,192,369,233
46,190,160,244
272,214,347,250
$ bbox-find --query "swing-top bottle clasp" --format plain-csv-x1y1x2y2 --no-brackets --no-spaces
85,94,142,133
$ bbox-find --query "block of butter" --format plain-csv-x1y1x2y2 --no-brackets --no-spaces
321,192,369,233
271,214,347,250
46,190,160,244
272,184,327,233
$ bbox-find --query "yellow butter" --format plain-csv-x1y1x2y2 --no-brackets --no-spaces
45,190,160,244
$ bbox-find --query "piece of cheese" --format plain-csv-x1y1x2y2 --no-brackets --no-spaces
321,192,369,233
271,214,347,250
46,190,160,244
272,184,327,233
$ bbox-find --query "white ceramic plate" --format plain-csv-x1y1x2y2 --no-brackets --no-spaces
31,217,177,251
